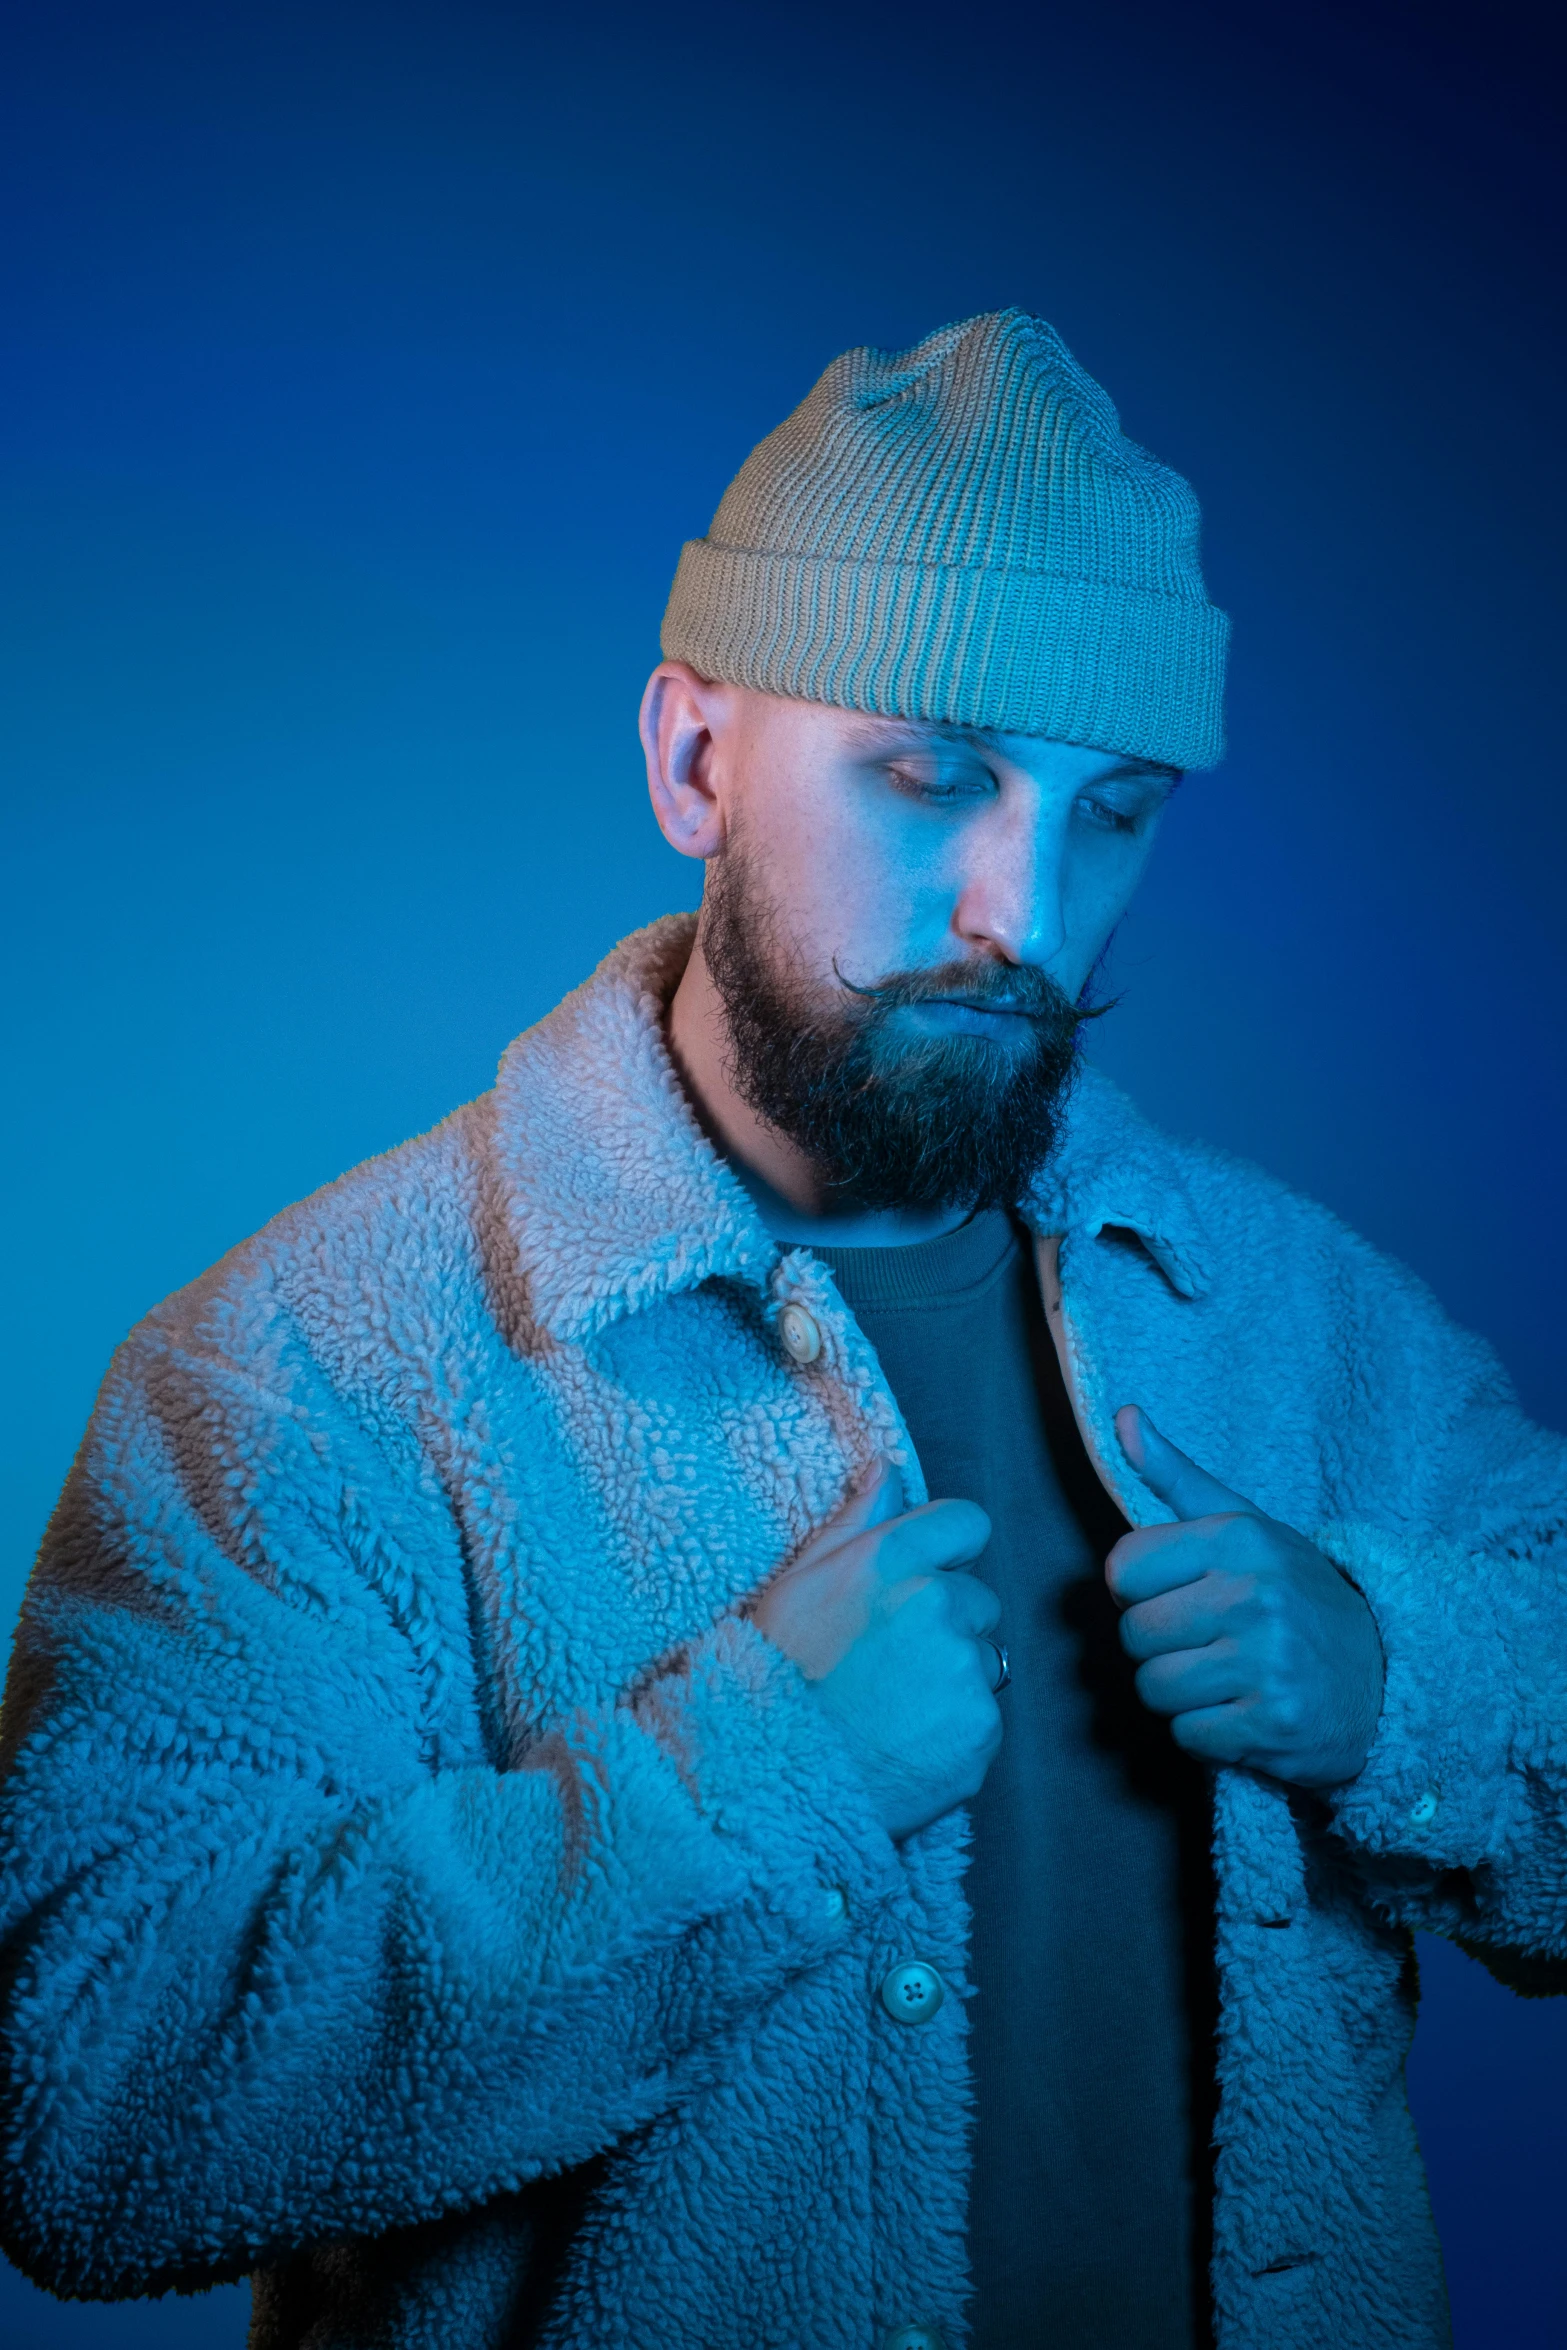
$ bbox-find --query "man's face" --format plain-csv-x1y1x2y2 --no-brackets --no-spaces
655,680,1178,1209
705,690,1176,1009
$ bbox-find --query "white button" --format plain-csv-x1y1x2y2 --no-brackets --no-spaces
878,1959,945,2025
823,1883,848,1923
778,1302,822,1364
1407,1790,1440,1826
883,2327,947,2350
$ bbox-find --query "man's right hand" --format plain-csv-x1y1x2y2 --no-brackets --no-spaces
750,1460,1001,1841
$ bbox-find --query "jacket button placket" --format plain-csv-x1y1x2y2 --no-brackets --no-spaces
878,1959,946,2026
778,1300,823,1365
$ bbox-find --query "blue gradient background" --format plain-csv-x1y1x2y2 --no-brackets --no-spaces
3,2,1564,2341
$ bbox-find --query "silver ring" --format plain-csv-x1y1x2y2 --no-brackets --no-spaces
981,1638,1011,1694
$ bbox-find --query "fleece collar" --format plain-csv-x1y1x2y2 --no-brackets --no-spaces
493,916,1212,1345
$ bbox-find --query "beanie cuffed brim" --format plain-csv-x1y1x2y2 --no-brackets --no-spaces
661,540,1229,770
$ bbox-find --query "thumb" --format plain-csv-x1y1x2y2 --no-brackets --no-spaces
1115,1405,1260,1523
839,1454,907,1532
794,1456,906,1564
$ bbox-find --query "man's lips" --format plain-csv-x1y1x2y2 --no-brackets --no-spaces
895,998,1041,1037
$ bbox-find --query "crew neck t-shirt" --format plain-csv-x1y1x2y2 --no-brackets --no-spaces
811,1209,1215,2350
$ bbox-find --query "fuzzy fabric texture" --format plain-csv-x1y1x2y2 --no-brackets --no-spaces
2,914,1564,2350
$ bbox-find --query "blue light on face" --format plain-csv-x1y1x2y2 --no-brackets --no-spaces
3,3,1563,2345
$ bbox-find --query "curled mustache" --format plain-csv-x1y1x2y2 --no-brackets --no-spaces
833,956,1116,1023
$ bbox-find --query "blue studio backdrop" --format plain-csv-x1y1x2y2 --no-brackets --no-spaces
3,3,1564,2343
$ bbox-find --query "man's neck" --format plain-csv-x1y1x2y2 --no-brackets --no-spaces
724,1158,974,1251
665,931,974,1252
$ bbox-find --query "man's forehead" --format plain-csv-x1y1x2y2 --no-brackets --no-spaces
829,708,1180,782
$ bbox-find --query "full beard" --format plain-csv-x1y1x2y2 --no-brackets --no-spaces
700,846,1096,1214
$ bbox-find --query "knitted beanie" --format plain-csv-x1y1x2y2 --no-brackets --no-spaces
661,308,1228,770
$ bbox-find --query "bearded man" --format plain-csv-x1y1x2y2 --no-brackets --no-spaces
2,310,1563,2350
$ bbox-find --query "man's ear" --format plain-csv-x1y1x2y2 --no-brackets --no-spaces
640,661,732,861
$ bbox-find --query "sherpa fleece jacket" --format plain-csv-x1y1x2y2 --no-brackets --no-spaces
2,915,1565,2350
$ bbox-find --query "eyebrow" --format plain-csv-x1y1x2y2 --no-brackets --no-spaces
1093,758,1184,787
848,717,1181,785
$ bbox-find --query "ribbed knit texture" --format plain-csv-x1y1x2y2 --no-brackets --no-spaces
662,308,1229,769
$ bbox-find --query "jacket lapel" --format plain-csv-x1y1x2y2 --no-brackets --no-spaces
490,915,779,1346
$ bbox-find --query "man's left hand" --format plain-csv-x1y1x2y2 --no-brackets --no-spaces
1108,1405,1385,1791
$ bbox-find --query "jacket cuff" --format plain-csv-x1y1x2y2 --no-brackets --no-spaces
1315,1518,1523,1869
631,1613,904,1960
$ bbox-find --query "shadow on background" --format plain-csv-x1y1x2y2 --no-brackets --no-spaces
2,1,1562,2341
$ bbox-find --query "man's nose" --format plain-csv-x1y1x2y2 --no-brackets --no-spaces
951,815,1067,968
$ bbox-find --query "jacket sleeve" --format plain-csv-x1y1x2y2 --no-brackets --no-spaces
1315,1324,1567,1989
0,1307,899,2298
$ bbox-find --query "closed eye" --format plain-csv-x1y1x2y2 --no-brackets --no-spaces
1075,793,1144,834
885,757,999,808
1075,765,1178,832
